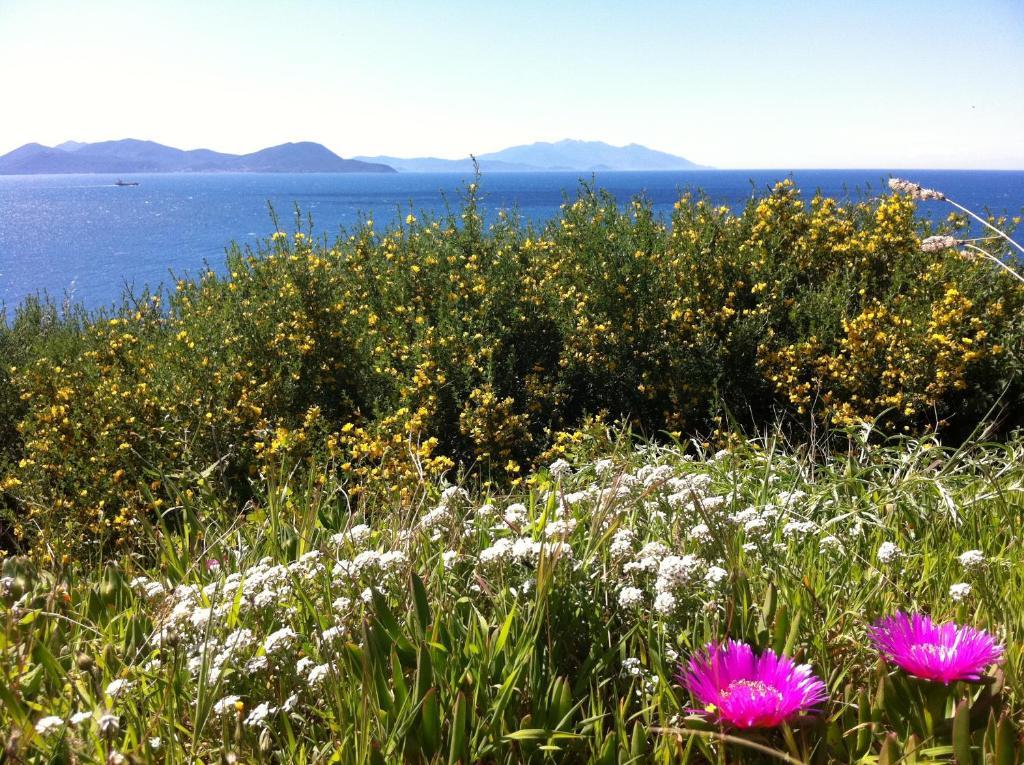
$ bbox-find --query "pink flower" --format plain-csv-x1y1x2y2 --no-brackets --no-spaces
680,640,828,728
869,612,1004,685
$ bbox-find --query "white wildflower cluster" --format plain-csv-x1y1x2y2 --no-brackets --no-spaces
416,486,472,539
621,657,644,676
136,526,419,725
503,503,528,526
704,565,728,587
104,679,135,699
129,576,166,600
621,657,660,696
688,523,713,544
653,554,704,614
623,542,671,575
617,586,644,608
535,453,824,620
819,535,843,554
636,464,675,488
440,485,470,506
782,520,816,538
609,528,635,558
876,542,902,565
950,582,972,602
213,695,242,718
544,518,578,537
613,536,723,617
730,506,777,540
441,550,459,568
958,549,986,572
244,701,275,728
776,490,807,507
34,716,65,735
76,442,848,748
478,538,514,566
70,711,93,726
477,536,573,571
664,473,716,510
330,523,371,548
419,505,452,534
335,549,408,585
548,458,573,479
263,626,297,657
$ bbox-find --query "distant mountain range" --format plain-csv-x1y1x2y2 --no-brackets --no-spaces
0,140,395,174
356,139,711,172
0,138,710,175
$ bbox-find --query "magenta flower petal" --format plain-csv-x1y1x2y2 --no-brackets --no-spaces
869,612,1004,685
679,640,828,728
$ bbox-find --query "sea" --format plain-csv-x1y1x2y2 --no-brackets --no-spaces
1,170,1023,313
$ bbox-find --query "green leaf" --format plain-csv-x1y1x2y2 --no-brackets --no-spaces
391,650,408,709
370,588,416,665
551,677,573,730
415,644,433,702
782,609,801,656
419,688,441,758
952,699,971,765
878,733,900,765
763,582,777,625
448,691,468,765
771,604,790,654
0,677,28,726
630,723,648,759
994,713,1017,765
504,728,549,741
369,742,387,765
411,572,431,636
493,606,517,656
32,641,64,685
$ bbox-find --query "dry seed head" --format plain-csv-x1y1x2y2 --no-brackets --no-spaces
921,235,959,253
889,177,946,201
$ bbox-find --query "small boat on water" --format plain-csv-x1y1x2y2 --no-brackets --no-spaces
115,179,139,187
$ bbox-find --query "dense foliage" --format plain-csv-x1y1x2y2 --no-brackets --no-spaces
0,180,1022,558
3,429,1024,763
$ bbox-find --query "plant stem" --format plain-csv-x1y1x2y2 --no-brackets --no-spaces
944,198,1024,257
962,244,1024,285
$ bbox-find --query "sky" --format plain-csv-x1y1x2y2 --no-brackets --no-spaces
0,0,1022,169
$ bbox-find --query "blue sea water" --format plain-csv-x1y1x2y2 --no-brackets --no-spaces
1,170,1022,312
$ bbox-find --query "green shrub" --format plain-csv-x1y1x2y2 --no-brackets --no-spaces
0,180,1021,558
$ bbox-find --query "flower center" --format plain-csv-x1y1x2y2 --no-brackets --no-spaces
909,641,957,665
714,679,790,727
721,679,785,704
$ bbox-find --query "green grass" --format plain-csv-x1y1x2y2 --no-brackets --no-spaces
3,426,1024,763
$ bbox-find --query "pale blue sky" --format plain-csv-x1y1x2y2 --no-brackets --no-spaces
1,0,1021,168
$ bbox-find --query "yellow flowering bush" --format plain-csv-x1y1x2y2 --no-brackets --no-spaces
0,180,1020,557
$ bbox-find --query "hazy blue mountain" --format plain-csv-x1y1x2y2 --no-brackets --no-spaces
232,142,393,173
356,139,710,173
0,139,396,174
353,155,541,173
483,139,708,170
